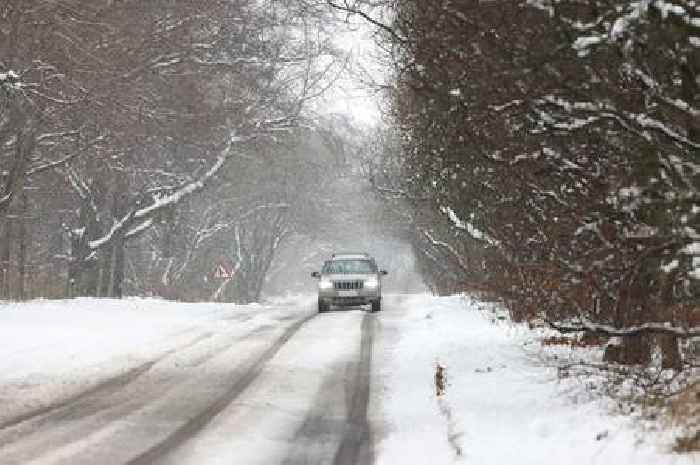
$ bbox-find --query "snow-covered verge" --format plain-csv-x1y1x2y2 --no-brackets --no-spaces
373,294,698,465
0,297,308,427
1,294,696,464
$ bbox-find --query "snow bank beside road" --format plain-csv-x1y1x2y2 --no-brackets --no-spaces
1,298,204,379
374,294,696,465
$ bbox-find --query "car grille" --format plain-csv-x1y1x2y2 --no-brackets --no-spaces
334,280,364,290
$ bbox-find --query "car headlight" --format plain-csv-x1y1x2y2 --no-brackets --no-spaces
319,279,333,290
365,277,379,288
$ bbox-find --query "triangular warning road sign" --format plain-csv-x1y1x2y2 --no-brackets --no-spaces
213,262,234,279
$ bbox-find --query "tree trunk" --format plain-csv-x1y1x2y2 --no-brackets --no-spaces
111,235,125,298
0,217,11,299
17,188,27,300
621,334,652,365
659,334,682,370
68,195,102,297
66,233,83,298
99,247,113,297
81,257,100,296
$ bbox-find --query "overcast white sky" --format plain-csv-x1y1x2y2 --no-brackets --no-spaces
318,19,385,126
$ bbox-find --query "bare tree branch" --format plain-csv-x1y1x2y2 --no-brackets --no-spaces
325,0,407,43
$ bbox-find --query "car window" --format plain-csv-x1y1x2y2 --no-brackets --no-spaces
323,260,376,274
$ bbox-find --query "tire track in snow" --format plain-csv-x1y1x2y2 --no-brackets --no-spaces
0,314,295,461
332,313,375,465
283,312,376,465
0,309,260,433
126,312,318,465
0,314,314,465
0,330,215,435
0,306,282,437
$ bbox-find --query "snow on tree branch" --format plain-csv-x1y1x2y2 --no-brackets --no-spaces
440,206,501,247
630,66,700,118
535,95,700,148
533,0,699,55
0,70,22,91
547,318,700,338
89,135,248,251
0,193,11,209
421,229,469,273
133,143,234,220
125,218,154,240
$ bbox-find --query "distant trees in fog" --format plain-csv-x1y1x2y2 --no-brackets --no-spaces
346,0,699,369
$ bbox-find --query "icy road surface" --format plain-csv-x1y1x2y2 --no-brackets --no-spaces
0,295,693,465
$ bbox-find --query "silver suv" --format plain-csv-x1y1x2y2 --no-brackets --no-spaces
311,253,388,313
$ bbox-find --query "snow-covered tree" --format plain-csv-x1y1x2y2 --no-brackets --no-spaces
341,0,698,367
1,0,347,299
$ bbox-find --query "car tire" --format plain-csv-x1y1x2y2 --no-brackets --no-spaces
318,299,329,313
371,299,381,313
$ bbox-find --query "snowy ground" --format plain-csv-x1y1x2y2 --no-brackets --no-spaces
372,294,696,465
0,294,695,464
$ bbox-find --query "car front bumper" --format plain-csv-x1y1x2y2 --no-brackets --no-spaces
318,289,380,306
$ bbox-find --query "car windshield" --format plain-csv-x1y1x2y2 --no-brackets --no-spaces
323,260,375,274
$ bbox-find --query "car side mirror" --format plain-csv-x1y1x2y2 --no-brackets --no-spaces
380,270,388,276
311,271,320,278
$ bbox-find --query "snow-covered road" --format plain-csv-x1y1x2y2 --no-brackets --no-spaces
0,295,694,465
